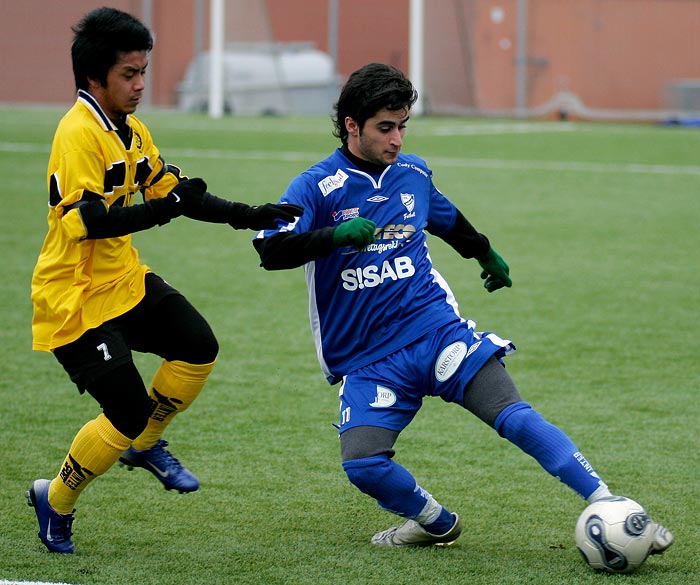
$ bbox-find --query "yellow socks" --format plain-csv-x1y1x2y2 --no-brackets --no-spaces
46,359,213,514
130,359,215,451
48,413,132,514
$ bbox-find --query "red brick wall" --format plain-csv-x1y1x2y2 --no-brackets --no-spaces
265,0,409,76
0,0,195,106
1,0,698,114
528,0,700,110
421,0,700,113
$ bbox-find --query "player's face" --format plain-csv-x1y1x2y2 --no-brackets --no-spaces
89,51,148,121
346,107,409,166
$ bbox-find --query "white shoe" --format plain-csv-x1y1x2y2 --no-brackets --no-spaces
649,522,674,555
371,514,462,547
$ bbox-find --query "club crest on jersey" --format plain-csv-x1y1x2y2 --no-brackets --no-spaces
401,193,416,219
434,341,468,382
369,386,396,408
319,169,349,196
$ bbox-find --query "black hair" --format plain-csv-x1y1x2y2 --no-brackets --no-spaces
332,63,418,145
71,7,153,91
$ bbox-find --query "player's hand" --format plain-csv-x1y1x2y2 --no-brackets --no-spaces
232,203,304,230
166,178,208,217
477,247,512,292
333,217,376,249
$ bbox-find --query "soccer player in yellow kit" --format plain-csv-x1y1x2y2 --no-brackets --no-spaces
26,7,301,554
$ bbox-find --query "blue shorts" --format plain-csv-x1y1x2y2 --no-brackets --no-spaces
337,319,515,433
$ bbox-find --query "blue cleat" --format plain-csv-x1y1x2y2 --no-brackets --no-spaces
119,439,199,493
26,479,75,554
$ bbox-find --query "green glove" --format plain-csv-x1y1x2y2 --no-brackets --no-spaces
333,217,376,249
477,247,512,293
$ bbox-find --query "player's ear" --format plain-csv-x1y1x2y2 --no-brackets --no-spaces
345,117,359,137
87,76,103,90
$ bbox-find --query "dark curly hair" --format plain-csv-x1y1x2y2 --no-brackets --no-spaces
71,7,153,91
333,63,418,145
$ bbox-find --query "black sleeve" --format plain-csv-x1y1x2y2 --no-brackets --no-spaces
68,191,178,239
180,191,257,228
435,209,491,259
253,228,336,270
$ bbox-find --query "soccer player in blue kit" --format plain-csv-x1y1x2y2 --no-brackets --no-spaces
253,63,674,552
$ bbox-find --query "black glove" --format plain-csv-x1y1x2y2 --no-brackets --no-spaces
167,178,303,230
165,178,208,218
229,203,304,230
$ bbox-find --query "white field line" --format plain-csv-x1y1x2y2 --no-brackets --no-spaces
2,142,699,176
411,122,578,135
0,581,78,585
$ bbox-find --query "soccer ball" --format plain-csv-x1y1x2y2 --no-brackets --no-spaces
575,496,654,573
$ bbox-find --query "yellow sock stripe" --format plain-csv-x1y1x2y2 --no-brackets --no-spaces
48,415,130,514
130,359,215,451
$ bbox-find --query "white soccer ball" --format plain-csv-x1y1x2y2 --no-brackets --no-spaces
575,496,654,573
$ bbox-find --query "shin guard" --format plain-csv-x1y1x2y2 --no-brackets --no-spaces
131,359,214,451
494,401,607,499
342,455,443,523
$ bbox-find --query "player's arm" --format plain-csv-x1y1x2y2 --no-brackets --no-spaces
57,154,188,240
173,185,304,230
433,209,512,292
60,178,203,240
141,151,304,230
64,179,302,240
436,209,491,259
254,217,376,270
254,229,335,270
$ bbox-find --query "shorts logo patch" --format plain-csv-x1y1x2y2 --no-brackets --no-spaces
435,341,468,382
369,385,396,408
466,340,481,357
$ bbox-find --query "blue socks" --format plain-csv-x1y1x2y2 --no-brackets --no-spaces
423,508,457,535
342,401,606,533
494,401,606,499
342,455,455,534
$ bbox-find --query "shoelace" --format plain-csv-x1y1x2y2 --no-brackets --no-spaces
51,512,75,540
150,440,185,471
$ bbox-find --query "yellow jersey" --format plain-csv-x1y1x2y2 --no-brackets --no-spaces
31,90,180,351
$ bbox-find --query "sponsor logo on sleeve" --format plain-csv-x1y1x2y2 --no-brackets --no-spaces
318,169,349,196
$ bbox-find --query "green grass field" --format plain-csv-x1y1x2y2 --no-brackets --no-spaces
1,107,698,585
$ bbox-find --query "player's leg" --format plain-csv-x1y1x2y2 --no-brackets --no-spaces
338,360,461,547
118,275,218,491
341,425,462,547
27,327,150,553
463,355,610,501
463,356,674,554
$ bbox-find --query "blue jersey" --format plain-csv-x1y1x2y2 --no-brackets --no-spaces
260,148,486,383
